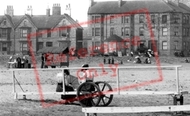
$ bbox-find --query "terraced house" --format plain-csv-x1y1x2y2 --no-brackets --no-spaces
87,0,190,56
0,4,83,55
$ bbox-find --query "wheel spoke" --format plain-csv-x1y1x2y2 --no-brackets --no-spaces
91,99,95,106
104,96,111,99
101,83,105,91
101,97,106,105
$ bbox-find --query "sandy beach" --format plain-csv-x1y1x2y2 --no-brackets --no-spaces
0,55,190,116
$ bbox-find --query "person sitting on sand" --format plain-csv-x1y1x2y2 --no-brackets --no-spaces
135,56,142,64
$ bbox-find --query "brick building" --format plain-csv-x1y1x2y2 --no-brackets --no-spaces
0,4,83,55
87,0,190,56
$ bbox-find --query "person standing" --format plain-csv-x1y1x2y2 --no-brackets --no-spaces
41,54,45,68
16,56,22,68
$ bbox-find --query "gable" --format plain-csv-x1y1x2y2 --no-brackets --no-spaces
55,18,70,28
16,17,37,30
0,18,13,28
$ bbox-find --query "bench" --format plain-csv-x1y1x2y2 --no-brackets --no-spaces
82,105,190,116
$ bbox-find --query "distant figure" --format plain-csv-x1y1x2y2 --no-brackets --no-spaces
8,56,13,68
21,56,26,68
135,56,141,64
130,51,134,57
41,54,45,68
144,57,151,64
16,56,22,68
185,58,189,63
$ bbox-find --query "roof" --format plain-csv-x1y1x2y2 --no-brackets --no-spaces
104,34,123,42
167,1,189,13
0,14,82,29
37,46,69,54
179,2,190,13
88,0,190,14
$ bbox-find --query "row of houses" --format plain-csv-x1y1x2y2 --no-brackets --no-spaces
1,0,190,56
85,0,190,56
0,4,83,55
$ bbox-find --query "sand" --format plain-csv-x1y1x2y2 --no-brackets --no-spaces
0,55,190,116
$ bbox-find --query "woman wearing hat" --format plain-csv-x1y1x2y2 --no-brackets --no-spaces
78,64,95,106
78,64,94,84
56,69,76,103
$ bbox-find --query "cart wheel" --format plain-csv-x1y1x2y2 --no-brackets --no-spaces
95,81,113,106
77,82,101,107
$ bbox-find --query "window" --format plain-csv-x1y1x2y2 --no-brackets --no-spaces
162,41,168,50
122,16,129,23
162,15,167,24
95,28,100,36
92,28,94,36
21,29,28,37
148,40,157,50
94,41,101,50
183,28,186,36
20,42,28,52
121,28,124,36
172,14,180,24
95,16,101,23
125,27,130,36
186,16,189,24
110,16,115,24
47,29,51,37
183,42,186,49
121,27,130,36
162,27,168,36
83,41,88,48
1,29,7,37
38,42,43,50
92,16,95,22
20,28,31,38
139,15,144,23
174,41,179,50
174,27,179,36
139,27,144,36
46,42,52,47
59,27,67,37
2,43,7,51
151,15,155,24
3,20,6,26
37,30,43,38
183,16,186,24
110,27,114,36
186,28,189,36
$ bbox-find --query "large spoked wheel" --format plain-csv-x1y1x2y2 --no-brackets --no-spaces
95,81,113,106
77,82,101,107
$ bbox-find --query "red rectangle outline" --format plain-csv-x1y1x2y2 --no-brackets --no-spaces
27,8,163,108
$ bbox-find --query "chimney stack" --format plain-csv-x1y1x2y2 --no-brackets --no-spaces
52,3,61,15
89,0,94,7
6,5,14,17
26,5,33,16
118,0,122,7
46,6,50,16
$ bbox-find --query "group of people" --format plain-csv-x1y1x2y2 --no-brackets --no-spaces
134,49,154,64
9,54,29,68
55,64,94,105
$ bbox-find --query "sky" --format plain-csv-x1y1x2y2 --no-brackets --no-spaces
0,0,118,27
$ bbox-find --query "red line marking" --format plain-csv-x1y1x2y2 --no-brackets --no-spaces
28,8,163,108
